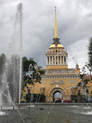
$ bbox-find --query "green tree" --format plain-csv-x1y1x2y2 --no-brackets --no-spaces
22,57,45,82
79,37,92,86
80,37,92,76
0,53,6,74
0,53,6,89
23,57,37,75
22,57,45,95
88,37,92,75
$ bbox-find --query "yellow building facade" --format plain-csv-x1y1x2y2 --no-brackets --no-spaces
22,8,92,102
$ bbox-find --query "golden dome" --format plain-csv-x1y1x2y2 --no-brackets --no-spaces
50,44,64,48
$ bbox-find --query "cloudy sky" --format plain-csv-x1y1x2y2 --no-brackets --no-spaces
0,0,92,70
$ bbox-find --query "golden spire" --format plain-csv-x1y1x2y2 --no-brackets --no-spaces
54,6,58,38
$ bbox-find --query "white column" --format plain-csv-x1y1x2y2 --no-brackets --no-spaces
50,56,51,65
48,56,50,65
61,56,62,64
46,57,47,65
53,56,55,65
47,57,49,65
63,56,64,65
53,56,54,65
64,56,65,65
49,56,50,65
58,56,59,65
60,56,61,65
51,56,52,65
57,56,58,64
56,56,57,62
66,55,68,64
55,56,56,65
65,56,66,65
52,56,53,65
59,56,60,65
46,56,48,65
48,56,49,65
61,56,62,65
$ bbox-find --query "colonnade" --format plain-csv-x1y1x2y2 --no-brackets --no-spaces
46,55,67,65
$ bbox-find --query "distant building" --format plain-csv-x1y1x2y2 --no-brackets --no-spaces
22,7,92,102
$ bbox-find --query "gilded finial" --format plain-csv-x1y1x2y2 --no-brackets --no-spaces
55,6,56,12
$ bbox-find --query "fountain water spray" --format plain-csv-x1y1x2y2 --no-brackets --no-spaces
17,3,23,106
0,3,23,105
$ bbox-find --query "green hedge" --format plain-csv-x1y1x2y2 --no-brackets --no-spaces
24,93,46,103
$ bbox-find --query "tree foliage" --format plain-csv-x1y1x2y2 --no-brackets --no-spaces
23,57,37,75
79,37,92,86
88,37,92,71
80,37,92,76
22,56,45,82
22,57,45,95
0,53,6,74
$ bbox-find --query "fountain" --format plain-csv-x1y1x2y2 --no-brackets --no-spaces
0,3,22,108
0,4,26,123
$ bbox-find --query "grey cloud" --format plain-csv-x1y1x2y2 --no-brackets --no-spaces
0,0,92,69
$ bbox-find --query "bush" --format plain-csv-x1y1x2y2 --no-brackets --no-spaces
25,93,46,103
71,95,78,102
71,95,88,103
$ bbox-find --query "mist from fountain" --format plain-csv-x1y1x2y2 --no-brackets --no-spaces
0,3,23,106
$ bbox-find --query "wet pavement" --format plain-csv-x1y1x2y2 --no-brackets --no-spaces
0,105,92,123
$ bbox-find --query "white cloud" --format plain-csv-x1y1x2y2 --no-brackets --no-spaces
68,39,88,69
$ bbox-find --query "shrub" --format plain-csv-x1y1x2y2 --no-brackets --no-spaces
25,93,46,103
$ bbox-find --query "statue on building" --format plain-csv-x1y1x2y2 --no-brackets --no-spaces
76,63,79,69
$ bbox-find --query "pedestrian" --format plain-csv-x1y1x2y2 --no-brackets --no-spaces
90,98,92,103
88,97,90,103
62,99,63,103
